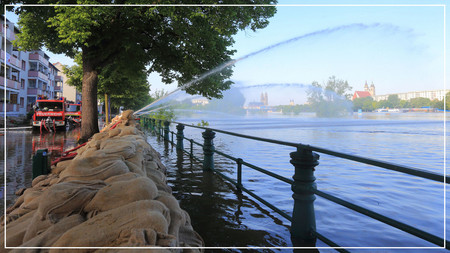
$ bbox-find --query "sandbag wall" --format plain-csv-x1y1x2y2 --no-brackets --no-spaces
1,110,204,252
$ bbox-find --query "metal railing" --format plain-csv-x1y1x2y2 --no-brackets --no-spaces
141,117,449,251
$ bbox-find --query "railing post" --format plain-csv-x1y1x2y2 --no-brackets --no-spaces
151,118,156,132
290,146,319,247
32,149,50,179
202,129,215,171
176,124,185,150
189,139,194,158
237,158,243,190
164,121,170,141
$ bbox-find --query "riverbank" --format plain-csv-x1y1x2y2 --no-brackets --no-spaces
2,110,204,250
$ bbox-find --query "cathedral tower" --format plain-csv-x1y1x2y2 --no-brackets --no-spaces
369,82,375,96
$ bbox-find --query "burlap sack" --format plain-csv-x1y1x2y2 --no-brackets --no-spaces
155,191,186,245
104,172,140,184
100,137,137,159
22,211,53,242
13,214,85,250
50,200,170,250
2,210,36,247
37,180,105,223
84,177,158,214
58,154,129,182
118,126,138,137
6,188,43,220
51,159,72,175
178,210,204,249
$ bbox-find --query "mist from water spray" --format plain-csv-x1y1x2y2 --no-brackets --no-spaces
135,23,386,115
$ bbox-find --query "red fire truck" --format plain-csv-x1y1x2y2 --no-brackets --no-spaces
66,103,82,126
32,98,67,132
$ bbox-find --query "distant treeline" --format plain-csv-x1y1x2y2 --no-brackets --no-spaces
352,93,450,111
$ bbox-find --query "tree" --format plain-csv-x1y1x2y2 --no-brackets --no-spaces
307,76,353,117
13,2,277,142
352,96,374,112
445,92,450,110
387,94,400,108
409,97,431,108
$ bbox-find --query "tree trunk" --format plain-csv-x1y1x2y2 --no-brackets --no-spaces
79,52,99,143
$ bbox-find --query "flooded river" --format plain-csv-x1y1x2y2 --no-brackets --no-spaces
2,112,448,251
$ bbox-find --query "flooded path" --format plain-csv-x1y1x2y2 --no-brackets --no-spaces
1,127,81,212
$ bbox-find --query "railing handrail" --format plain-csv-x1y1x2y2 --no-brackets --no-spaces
144,118,449,249
171,120,448,184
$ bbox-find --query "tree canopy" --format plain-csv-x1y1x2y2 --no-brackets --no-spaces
12,2,277,141
307,76,353,117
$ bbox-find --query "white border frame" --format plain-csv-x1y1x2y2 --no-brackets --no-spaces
3,3,447,251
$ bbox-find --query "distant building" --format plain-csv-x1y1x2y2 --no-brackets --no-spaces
289,99,295,106
374,89,447,102
1,16,63,116
260,92,268,106
352,81,375,100
191,98,209,106
352,81,446,102
54,62,81,103
245,92,271,110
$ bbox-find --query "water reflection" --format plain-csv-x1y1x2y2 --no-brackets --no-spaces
150,133,292,250
2,128,81,212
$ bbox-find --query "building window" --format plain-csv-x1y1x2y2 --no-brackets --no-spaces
20,97,24,108
10,94,18,104
21,79,25,89
21,60,26,70
28,79,37,88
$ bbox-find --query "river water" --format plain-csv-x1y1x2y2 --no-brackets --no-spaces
146,112,448,251
2,113,448,251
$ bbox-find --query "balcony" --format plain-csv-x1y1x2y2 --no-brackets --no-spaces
55,76,63,82
8,55,21,69
27,88,38,95
7,79,19,89
28,70,49,82
6,103,15,111
6,29,16,42
0,76,19,90
29,53,49,66
54,86,62,91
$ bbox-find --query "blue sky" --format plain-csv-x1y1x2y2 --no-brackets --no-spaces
225,3,445,104
5,2,446,105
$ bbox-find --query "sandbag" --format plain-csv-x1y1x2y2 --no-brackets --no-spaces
103,172,140,184
51,200,171,249
2,210,36,247
37,180,105,223
84,177,158,213
16,214,85,250
156,191,186,244
58,154,129,182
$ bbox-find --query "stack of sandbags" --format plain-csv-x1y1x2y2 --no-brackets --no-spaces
1,110,204,251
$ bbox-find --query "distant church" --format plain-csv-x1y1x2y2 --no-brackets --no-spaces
260,92,268,106
352,81,375,100
247,92,269,109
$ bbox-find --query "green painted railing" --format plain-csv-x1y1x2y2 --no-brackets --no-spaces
141,117,449,251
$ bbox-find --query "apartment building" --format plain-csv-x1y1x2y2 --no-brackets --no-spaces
1,16,64,117
54,62,81,103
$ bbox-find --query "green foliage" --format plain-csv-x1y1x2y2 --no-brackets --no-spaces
148,108,175,127
197,120,209,127
14,3,277,97
352,96,374,111
275,104,313,115
12,2,277,139
409,97,431,108
307,76,353,117
445,92,450,110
